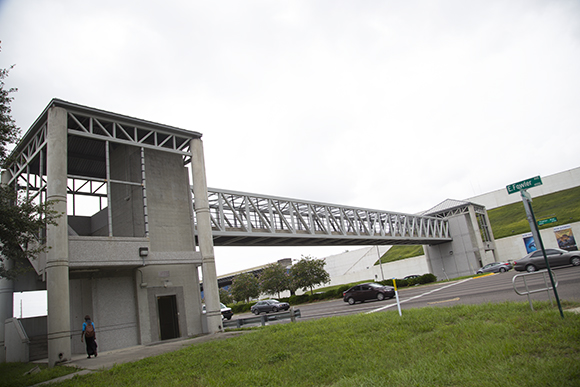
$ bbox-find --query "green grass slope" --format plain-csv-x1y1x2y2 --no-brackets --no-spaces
35,302,580,387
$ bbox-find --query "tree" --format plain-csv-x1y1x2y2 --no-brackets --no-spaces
290,255,330,295
219,288,233,305
230,272,260,303
0,43,60,279
259,262,290,299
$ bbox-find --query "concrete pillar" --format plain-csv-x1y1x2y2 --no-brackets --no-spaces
46,107,71,366
189,138,222,333
468,205,487,266
0,170,14,362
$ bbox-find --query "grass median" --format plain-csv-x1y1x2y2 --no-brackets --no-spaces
5,301,580,387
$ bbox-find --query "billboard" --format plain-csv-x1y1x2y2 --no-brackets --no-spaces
554,225,577,251
522,232,536,253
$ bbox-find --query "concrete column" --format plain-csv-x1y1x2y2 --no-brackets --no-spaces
468,205,487,266
46,107,71,366
0,171,14,363
189,138,222,333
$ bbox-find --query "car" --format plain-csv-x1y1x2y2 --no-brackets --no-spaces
476,261,513,274
343,282,395,305
251,299,290,315
403,274,420,280
513,248,580,272
202,303,234,320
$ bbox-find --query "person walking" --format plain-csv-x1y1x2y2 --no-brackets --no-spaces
81,315,98,358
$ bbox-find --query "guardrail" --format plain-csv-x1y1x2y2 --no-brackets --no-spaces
223,307,301,328
512,270,558,311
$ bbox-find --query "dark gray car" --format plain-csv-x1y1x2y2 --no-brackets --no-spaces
251,299,290,315
514,248,580,272
343,282,395,305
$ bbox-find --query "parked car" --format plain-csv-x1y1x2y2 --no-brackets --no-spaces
251,299,290,315
514,248,580,272
202,303,234,320
476,261,513,274
343,282,395,305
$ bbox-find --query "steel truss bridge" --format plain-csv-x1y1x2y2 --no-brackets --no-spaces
199,188,452,247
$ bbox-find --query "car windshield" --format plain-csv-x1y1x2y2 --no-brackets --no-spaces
368,283,383,288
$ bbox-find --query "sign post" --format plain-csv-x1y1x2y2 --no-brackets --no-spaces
506,176,564,318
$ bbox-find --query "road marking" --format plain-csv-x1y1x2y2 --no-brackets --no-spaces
366,278,473,314
428,297,460,305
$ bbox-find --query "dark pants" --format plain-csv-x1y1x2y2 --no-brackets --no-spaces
85,336,97,356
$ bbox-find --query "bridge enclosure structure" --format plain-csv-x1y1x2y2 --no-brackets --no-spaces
0,99,222,366
0,100,495,365
423,199,497,280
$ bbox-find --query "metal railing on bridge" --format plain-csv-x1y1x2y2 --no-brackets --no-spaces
194,188,451,246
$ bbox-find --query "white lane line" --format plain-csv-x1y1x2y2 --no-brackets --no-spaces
366,278,473,314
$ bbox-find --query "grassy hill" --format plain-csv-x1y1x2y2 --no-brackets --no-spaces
377,186,580,264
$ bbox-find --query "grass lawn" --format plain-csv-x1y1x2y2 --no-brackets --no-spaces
7,301,578,387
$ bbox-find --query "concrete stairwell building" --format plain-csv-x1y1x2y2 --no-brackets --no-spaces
0,99,222,366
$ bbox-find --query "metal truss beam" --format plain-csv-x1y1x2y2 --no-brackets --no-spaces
198,188,451,246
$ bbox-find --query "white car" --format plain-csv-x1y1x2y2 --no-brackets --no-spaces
202,303,234,320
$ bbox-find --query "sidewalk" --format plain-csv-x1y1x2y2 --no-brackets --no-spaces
33,331,249,386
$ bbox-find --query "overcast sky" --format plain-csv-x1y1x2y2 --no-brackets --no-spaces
1,0,580,282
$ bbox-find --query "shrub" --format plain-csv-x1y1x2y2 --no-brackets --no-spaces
418,273,437,284
337,285,350,295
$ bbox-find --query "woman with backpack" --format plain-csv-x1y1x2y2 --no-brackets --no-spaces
81,315,98,358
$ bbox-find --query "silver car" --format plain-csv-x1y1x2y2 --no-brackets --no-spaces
514,248,580,272
476,262,512,274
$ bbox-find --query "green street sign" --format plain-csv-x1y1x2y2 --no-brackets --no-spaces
537,217,557,226
506,176,542,194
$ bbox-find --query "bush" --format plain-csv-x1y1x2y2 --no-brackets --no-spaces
231,302,254,314
337,285,350,295
418,273,437,284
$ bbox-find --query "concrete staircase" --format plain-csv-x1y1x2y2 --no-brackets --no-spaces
28,335,48,361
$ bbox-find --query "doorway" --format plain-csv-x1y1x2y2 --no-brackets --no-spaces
157,295,180,340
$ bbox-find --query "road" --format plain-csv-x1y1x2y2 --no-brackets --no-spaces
232,265,580,326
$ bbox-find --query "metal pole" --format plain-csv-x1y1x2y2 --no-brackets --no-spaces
377,246,385,281
520,190,564,318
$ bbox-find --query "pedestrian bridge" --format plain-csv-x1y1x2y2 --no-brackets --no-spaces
197,188,451,246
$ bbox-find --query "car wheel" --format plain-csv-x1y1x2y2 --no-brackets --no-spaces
253,309,260,315
272,306,278,313
377,293,385,301
526,265,537,273
227,316,232,320
348,297,355,305
571,256,580,266
499,267,506,272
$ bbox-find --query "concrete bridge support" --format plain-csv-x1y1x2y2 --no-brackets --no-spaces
190,138,222,333
46,107,71,367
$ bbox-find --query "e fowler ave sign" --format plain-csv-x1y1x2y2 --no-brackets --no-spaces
506,176,543,195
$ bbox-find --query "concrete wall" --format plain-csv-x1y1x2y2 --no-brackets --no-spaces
69,270,139,354
494,221,580,262
135,264,204,343
145,148,196,253
4,318,29,362
324,246,390,279
425,214,483,279
110,144,146,237
325,255,431,287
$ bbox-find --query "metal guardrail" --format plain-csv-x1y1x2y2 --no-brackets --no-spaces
223,307,301,328
512,270,558,311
